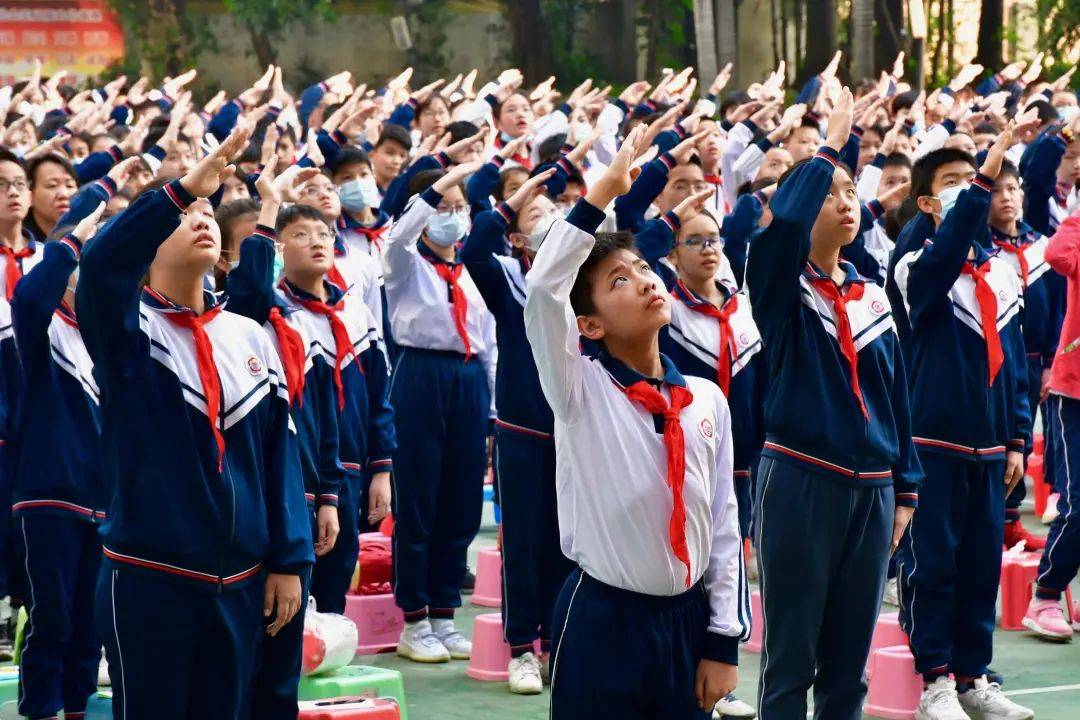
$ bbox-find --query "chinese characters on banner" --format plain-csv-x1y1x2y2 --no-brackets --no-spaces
0,1,125,85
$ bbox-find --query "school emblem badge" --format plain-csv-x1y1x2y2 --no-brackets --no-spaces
738,332,750,346
870,299,886,315
998,289,1009,302
246,355,263,376
699,418,714,439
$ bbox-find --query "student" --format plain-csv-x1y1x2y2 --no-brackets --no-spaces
460,169,574,693
25,154,77,242
990,160,1063,551
384,163,497,663
524,123,746,720
0,149,44,301
213,198,261,291
10,204,103,720
893,128,1036,720
329,147,392,257
370,125,412,193
76,125,314,720
1024,208,1080,641
746,88,922,720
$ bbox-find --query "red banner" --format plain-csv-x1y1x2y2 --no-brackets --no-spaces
0,0,124,85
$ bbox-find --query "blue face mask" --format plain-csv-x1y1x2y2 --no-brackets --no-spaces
339,176,380,212
936,183,969,220
426,211,470,247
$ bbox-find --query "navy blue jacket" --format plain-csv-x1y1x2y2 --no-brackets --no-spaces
721,191,765,288
1019,129,1069,236
893,175,1032,461
614,152,676,233
10,236,103,522
460,204,554,437
77,180,314,590
745,148,922,505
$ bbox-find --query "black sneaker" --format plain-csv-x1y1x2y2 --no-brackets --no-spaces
461,568,475,594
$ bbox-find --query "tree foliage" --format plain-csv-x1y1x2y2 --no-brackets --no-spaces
223,0,336,67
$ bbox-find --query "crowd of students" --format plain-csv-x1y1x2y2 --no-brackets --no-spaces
0,48,1075,720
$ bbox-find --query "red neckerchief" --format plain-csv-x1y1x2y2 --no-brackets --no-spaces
426,258,472,360
494,134,533,170
266,307,306,407
993,240,1029,288
327,239,349,292
677,280,738,396
288,292,361,411
54,301,79,329
807,271,869,420
353,224,388,253
161,301,227,471
624,380,695,588
0,245,34,301
961,260,1004,386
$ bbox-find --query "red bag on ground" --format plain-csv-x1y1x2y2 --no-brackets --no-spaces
357,541,392,595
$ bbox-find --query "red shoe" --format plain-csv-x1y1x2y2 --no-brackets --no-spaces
1004,521,1047,551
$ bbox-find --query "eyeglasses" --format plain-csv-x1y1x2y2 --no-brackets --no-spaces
672,182,711,194
0,179,29,194
436,206,469,217
300,184,337,198
284,231,334,247
680,235,721,252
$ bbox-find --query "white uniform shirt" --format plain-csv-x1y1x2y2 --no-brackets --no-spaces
524,212,748,643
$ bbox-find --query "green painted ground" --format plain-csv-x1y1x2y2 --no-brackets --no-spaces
358,509,1080,720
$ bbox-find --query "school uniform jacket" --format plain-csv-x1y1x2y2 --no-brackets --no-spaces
524,200,749,666
745,148,922,506
226,227,348,509
77,180,314,591
990,222,1065,371
1020,129,1070,236
10,235,103,523
384,188,497,412
894,175,1032,461
0,234,44,301
460,204,553,439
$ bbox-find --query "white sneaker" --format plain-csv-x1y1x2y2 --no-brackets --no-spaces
883,577,900,606
1042,493,1060,524
958,677,1034,720
98,655,111,686
431,618,472,659
396,619,450,663
508,651,543,695
915,677,970,720
713,692,757,718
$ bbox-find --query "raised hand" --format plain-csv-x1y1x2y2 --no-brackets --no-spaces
432,160,485,195
949,62,984,91
106,156,142,188
273,164,321,203
530,76,557,102
824,87,854,151
672,187,715,224
1021,52,1044,85
163,68,197,99
821,51,842,82
445,128,487,162
876,180,911,211
260,123,280,165
72,202,107,243
1051,66,1076,93
505,168,556,211
669,129,709,164
301,128,324,168
411,78,445,104
980,121,1015,180
590,122,649,207
891,51,906,79
180,121,253,198
117,113,153,157
497,135,530,161
709,63,734,96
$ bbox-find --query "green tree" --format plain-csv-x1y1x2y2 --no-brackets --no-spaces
108,0,212,78
223,0,336,68
1035,0,1080,62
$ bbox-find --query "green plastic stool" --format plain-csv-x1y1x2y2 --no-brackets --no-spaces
298,664,407,720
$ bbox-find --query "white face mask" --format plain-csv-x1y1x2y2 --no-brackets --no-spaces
339,176,380,212
570,120,593,141
935,183,969,220
426,211,470,247
1058,105,1079,124
525,212,560,252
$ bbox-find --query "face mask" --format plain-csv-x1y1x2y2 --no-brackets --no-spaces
273,249,285,279
1058,105,1078,124
935,184,969,220
570,121,593,141
339,177,380,212
525,212,560,252
426,211,469,247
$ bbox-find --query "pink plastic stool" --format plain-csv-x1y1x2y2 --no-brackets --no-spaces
999,551,1042,630
466,613,540,682
864,645,921,720
867,612,908,669
344,593,404,655
746,590,763,653
471,548,502,608
359,532,391,551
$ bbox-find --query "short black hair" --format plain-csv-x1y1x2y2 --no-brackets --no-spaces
973,121,998,136
215,198,261,245
447,120,479,144
329,146,372,175
719,90,752,118
911,148,976,200
495,165,530,201
142,114,192,153
795,119,822,133
537,134,567,165
997,159,1020,184
776,157,852,190
1025,99,1060,124
569,230,640,316
375,124,412,152
408,168,444,198
416,94,449,118
27,153,77,187
0,147,28,174
890,90,919,115
275,203,333,234
38,114,68,141
883,152,913,171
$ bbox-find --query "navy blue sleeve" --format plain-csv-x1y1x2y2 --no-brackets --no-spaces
208,99,242,142
903,176,995,324
76,180,193,378
380,153,447,220
224,227,278,325
1019,131,1067,236
976,73,1002,97
1006,316,1032,453
721,192,764,288
56,178,115,231
109,104,132,127
795,75,823,105
263,383,316,575
12,236,81,369
466,159,503,219
746,149,839,346
74,146,122,185
315,128,345,169
889,341,922,506
614,153,675,232
654,127,688,155
387,99,417,129
634,213,681,286
298,83,326,130
314,361,345,507
363,335,396,473
460,205,515,316
839,128,862,172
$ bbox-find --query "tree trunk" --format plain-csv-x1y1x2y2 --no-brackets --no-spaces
247,25,276,68
692,0,717,80
931,0,944,83
874,0,904,72
507,0,554,81
770,0,781,68
716,0,738,77
945,0,954,78
645,0,663,80
852,0,874,80
798,0,836,84
780,0,789,71
975,0,1002,69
